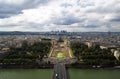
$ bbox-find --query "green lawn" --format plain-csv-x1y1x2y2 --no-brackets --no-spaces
54,51,67,58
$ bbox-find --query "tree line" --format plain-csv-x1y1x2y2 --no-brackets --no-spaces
70,42,120,66
0,41,52,66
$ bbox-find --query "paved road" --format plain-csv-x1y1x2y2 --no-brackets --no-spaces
53,61,67,79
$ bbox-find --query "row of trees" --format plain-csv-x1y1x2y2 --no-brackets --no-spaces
0,41,52,65
70,42,120,65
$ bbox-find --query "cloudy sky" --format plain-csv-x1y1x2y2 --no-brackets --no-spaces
0,0,120,32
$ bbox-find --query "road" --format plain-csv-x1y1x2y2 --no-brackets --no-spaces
53,61,67,79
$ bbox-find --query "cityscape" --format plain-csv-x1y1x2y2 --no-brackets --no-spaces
0,31,120,79
0,0,120,79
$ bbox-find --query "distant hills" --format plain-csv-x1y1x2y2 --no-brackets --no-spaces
0,31,120,35
0,31,44,35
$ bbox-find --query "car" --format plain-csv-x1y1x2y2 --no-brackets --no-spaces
56,74,58,77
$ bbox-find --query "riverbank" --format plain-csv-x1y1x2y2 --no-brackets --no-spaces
0,64,54,69
1,64,120,69
66,65,120,69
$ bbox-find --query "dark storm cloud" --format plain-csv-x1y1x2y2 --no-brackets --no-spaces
0,5,22,18
0,0,51,18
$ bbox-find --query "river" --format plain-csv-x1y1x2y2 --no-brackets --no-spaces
0,69,120,79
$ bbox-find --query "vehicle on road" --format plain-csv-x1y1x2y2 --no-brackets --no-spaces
56,73,58,77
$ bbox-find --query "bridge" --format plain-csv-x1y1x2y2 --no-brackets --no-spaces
46,39,77,79
53,60,67,79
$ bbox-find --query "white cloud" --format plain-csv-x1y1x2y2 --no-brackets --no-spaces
0,0,120,32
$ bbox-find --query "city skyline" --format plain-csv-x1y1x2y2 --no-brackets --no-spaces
0,0,120,32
